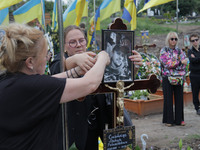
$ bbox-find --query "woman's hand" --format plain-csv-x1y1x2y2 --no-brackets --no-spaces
73,52,97,72
129,50,143,67
97,51,110,65
191,54,195,58
181,58,188,65
74,66,85,76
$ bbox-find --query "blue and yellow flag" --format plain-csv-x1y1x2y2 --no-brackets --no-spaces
0,0,23,10
52,0,57,30
0,8,9,25
100,0,121,21
13,0,44,24
138,0,174,14
87,6,100,48
122,0,137,30
82,0,88,17
87,0,121,48
63,0,88,28
144,0,150,6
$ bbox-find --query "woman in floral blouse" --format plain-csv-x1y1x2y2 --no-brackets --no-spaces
160,32,188,127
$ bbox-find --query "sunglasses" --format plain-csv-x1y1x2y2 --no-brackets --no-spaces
170,38,178,41
191,39,199,43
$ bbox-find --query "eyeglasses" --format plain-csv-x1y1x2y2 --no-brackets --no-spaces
191,39,199,43
170,38,178,41
66,38,86,48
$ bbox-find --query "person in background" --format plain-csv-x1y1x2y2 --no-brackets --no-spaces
188,33,200,115
79,22,87,38
34,20,44,32
50,25,142,150
0,23,110,150
160,32,188,127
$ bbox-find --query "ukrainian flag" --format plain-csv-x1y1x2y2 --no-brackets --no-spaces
100,0,121,22
0,8,9,25
82,0,88,17
87,6,100,48
0,0,23,10
122,0,137,30
52,0,57,30
13,0,44,24
144,0,150,6
138,0,174,14
87,0,121,48
63,0,88,28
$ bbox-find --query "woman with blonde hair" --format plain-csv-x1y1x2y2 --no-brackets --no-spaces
160,32,188,127
0,23,110,150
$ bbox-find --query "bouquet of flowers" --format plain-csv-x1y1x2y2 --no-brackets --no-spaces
135,52,161,79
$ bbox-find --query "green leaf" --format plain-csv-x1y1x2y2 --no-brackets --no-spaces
179,139,183,150
135,145,141,150
187,146,191,150
69,143,78,150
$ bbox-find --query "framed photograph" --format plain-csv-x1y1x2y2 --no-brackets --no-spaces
184,35,190,47
102,29,134,83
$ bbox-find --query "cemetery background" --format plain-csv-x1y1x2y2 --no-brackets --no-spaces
126,24,200,149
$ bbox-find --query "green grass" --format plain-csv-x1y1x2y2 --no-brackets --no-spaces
179,21,200,26
88,17,177,37
183,134,200,141
136,17,176,36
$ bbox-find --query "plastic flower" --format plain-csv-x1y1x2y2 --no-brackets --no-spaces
135,52,161,79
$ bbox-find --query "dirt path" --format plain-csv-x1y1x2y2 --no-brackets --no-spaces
129,103,200,149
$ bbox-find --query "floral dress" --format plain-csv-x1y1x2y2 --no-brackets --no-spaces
160,46,186,77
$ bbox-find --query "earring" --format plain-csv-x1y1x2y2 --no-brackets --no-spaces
30,66,33,70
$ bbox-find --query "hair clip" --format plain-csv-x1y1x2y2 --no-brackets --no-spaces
0,29,6,58
0,29,6,47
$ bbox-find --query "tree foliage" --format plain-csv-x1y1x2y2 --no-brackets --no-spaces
137,0,200,17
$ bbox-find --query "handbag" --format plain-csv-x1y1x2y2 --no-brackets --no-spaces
168,76,183,85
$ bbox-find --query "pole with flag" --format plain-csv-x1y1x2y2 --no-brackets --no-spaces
13,0,45,25
137,0,174,14
0,0,23,10
176,0,179,32
87,0,121,50
122,0,137,30
41,0,46,33
0,8,9,25
63,0,88,28
52,0,57,31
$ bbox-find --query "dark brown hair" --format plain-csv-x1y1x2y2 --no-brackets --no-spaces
189,33,199,42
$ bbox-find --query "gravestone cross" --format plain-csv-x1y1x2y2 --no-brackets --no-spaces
93,17,160,127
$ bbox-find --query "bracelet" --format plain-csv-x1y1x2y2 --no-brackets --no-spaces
66,70,69,78
74,68,81,77
70,69,74,78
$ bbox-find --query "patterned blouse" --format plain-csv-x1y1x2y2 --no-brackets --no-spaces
159,46,186,77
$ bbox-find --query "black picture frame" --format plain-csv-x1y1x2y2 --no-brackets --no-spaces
102,29,134,83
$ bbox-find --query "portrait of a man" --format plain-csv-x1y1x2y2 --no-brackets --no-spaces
102,30,134,83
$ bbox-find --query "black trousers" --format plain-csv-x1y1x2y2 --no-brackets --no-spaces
190,73,200,111
162,76,184,125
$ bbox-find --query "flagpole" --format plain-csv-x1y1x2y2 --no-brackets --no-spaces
176,0,179,33
40,0,46,33
93,0,97,52
57,0,69,150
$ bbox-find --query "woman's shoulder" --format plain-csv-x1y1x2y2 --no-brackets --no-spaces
160,46,169,54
